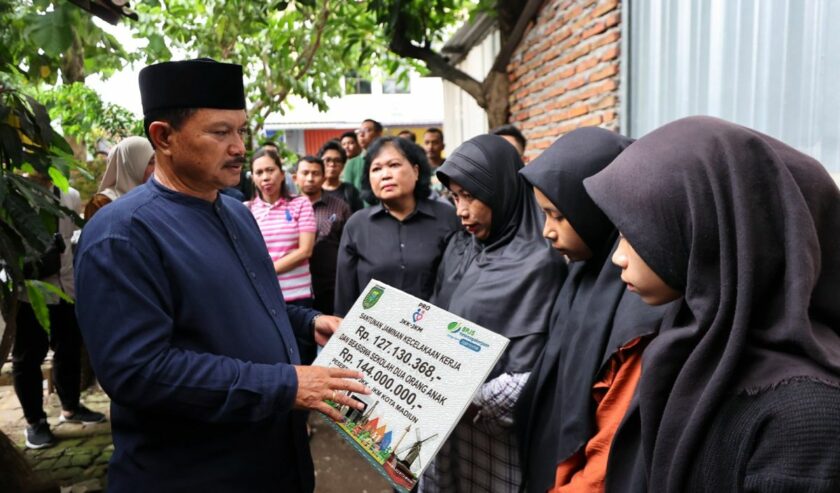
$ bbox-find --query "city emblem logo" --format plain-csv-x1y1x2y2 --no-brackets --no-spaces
362,286,385,309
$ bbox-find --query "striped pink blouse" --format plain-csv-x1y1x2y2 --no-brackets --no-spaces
248,195,317,301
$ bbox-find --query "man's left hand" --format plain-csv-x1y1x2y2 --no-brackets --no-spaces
314,315,341,346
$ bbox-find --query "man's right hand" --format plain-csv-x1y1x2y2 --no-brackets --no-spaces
293,366,370,421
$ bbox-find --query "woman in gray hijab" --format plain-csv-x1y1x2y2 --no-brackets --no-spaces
84,136,155,219
420,134,566,493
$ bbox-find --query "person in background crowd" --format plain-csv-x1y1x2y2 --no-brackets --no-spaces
75,59,368,492
423,127,448,200
318,140,364,212
334,136,460,316
422,127,445,170
16,175,105,450
84,136,155,219
258,140,298,195
339,130,361,160
492,124,528,158
247,149,317,313
92,149,108,162
341,119,382,192
515,128,671,493
398,129,416,143
421,134,566,493
261,140,279,152
295,155,351,316
585,116,840,492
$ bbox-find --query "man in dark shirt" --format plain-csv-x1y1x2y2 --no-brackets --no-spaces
295,156,351,316
318,139,363,212
423,127,445,170
74,59,367,493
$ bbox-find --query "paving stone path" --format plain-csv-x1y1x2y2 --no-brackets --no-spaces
0,384,112,492
1,382,391,492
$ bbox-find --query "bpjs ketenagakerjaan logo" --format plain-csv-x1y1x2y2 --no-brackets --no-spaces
446,322,489,352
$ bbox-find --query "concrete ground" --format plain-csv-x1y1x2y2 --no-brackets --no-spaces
0,370,391,492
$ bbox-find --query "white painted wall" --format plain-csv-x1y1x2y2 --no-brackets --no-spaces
442,29,500,149
264,73,444,131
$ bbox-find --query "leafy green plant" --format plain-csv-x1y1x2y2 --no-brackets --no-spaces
0,67,82,359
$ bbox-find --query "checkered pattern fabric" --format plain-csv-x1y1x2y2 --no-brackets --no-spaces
419,373,529,493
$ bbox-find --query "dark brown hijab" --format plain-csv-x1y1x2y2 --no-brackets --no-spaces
584,116,840,491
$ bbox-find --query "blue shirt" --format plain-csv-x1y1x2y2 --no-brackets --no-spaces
74,179,317,492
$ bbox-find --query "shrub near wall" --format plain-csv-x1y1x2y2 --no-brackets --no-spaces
508,0,621,161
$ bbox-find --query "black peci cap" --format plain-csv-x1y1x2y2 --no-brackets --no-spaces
139,58,246,115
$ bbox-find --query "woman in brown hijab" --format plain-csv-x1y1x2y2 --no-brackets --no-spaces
584,116,840,492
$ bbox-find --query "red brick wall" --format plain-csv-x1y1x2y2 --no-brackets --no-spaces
508,0,622,160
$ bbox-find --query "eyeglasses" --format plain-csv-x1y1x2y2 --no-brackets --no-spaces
323,157,345,164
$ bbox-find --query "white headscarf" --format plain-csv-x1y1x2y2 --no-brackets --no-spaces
97,136,154,200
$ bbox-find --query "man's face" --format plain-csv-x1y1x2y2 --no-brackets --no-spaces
341,136,361,158
163,109,247,193
423,131,444,164
357,121,380,149
321,149,345,181
296,160,326,196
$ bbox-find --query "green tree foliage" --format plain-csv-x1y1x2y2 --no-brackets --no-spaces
0,70,82,347
39,83,144,201
3,0,135,165
0,0,96,352
40,83,143,147
132,0,404,133
12,0,131,84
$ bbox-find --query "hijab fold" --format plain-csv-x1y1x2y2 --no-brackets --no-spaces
584,116,840,491
432,134,566,376
515,128,669,493
98,137,154,201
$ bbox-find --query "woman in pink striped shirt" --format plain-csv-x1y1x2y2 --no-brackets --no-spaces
247,149,317,314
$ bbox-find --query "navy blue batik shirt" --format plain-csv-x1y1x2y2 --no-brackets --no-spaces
74,178,318,492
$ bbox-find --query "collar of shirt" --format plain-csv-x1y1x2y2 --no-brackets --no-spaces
148,177,220,210
311,194,328,207
251,195,289,211
370,198,437,222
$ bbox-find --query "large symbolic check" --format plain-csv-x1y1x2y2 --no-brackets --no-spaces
313,280,509,492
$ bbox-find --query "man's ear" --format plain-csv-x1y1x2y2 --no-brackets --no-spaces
148,121,174,155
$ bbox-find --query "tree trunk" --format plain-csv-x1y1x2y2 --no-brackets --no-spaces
61,30,88,161
483,70,510,130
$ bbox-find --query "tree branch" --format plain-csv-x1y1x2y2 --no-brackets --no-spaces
490,0,544,74
291,0,331,83
389,31,486,108
253,0,332,127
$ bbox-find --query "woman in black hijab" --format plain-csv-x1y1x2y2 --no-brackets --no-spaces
584,116,840,492
420,134,566,493
515,127,672,493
